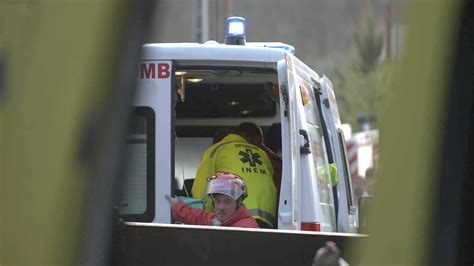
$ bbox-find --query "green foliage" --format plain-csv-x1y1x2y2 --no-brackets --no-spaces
354,11,384,74
332,4,392,132
333,62,391,131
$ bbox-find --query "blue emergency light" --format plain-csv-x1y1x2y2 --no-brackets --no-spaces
225,17,246,45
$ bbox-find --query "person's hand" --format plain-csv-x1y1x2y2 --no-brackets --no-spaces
165,195,179,206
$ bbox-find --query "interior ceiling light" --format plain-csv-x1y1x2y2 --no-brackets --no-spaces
186,78,203,83
226,101,240,106
175,71,187,76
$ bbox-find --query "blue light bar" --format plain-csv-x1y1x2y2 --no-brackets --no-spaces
225,17,246,45
226,17,246,37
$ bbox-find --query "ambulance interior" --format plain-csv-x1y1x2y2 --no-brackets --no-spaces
121,65,339,229
173,67,281,197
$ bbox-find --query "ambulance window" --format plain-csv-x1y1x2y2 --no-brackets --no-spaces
299,78,332,204
175,68,278,118
177,84,276,118
117,107,155,222
337,130,355,210
308,129,334,201
300,81,318,125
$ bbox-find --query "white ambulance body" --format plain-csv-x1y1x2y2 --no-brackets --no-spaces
118,20,356,232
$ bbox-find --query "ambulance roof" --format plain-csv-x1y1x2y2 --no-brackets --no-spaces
141,42,287,63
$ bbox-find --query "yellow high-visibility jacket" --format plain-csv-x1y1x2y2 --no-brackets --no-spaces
191,134,277,227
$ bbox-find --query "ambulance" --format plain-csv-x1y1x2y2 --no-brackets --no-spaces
117,17,358,234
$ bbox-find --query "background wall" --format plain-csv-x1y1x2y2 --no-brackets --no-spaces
147,0,396,76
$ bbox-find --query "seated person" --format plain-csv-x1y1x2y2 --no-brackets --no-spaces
165,172,258,228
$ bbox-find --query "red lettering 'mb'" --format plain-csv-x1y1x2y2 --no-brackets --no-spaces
141,63,155,79
140,63,170,79
158,63,170,78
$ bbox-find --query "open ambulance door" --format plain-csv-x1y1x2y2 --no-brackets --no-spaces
117,60,174,224
277,56,300,230
277,55,337,231
320,75,357,233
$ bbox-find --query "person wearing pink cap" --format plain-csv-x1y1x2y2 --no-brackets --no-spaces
165,172,258,228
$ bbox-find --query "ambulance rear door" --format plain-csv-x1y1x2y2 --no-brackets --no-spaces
117,60,174,224
320,75,357,233
277,54,337,231
277,55,300,230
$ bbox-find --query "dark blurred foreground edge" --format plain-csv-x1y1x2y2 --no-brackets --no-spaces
429,1,474,265
111,223,365,266
79,0,157,265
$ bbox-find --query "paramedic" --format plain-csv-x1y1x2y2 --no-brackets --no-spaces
236,122,282,194
166,172,258,228
191,122,277,228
